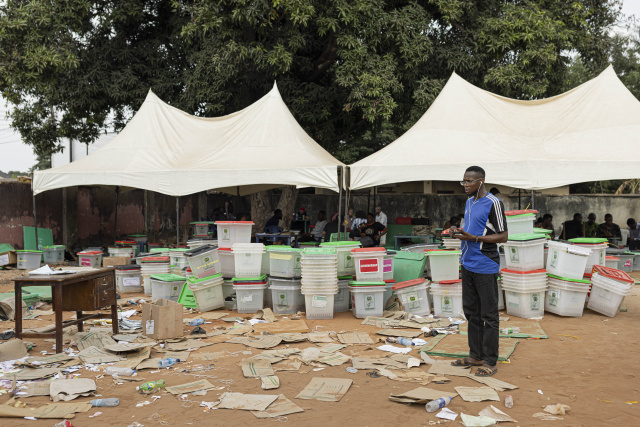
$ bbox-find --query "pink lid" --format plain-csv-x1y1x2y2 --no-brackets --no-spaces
215,221,254,225
78,251,102,255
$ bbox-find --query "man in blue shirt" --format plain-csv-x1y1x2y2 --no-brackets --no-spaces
450,166,508,377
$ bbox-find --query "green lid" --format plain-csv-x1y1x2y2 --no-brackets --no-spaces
187,273,222,284
44,245,65,249
16,250,43,253
546,273,590,284
623,251,636,255
302,248,336,255
150,274,186,282
232,274,268,282
150,248,170,252
169,248,189,253
532,228,552,235
128,234,147,237
348,281,385,287
267,245,301,252
568,237,607,244
320,242,362,247
338,275,355,280
425,249,461,255
190,221,215,224
506,213,536,218
507,233,546,242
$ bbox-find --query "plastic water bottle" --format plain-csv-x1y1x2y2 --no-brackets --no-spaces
396,337,415,346
104,367,136,376
500,327,520,334
136,380,165,393
190,318,205,326
90,398,119,407
505,395,513,408
425,396,452,413
158,358,180,368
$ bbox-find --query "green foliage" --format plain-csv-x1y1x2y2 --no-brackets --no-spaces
0,0,623,164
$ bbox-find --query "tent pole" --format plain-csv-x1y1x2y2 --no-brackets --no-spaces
337,167,342,241
176,197,180,247
113,186,120,244
344,186,349,241
33,193,39,250
373,186,377,213
530,190,535,210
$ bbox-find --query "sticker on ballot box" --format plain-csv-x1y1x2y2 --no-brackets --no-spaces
123,277,141,287
358,258,379,273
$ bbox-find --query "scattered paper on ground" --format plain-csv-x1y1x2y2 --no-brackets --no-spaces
296,377,352,402
261,375,280,389
337,332,374,344
478,405,517,423
216,392,279,411
460,413,497,427
242,359,275,378
544,403,571,415
165,379,215,395
50,378,96,402
252,394,304,419
455,386,500,402
388,387,457,404
437,408,458,420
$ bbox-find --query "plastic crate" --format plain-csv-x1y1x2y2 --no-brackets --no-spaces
393,252,427,282
304,293,336,319
349,286,385,318
234,283,267,313
502,287,546,319
393,279,430,316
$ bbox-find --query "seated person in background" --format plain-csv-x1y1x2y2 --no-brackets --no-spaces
349,210,367,237
301,211,327,242
596,213,622,239
536,214,555,238
443,216,461,230
628,218,640,249
322,213,346,241
356,213,387,247
561,213,583,240
489,187,512,211
264,209,283,233
583,213,598,237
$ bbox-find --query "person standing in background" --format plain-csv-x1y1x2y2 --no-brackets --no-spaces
375,206,388,246
346,208,356,230
489,187,512,211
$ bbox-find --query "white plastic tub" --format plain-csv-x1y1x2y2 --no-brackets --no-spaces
269,277,304,314
268,246,302,278
393,279,430,316
187,274,224,312
383,251,396,281
215,221,254,248
303,293,336,319
500,268,548,286
150,274,186,302
501,235,546,271
109,245,134,259
505,213,535,235
351,247,386,282
43,246,65,264
349,285,385,318
430,285,463,318
184,245,220,279
218,248,235,278
77,251,103,268
587,278,631,317
569,239,608,274
320,242,361,276
233,243,265,278
617,253,636,272
234,283,267,313
115,265,143,293
605,256,619,269
545,276,590,317
16,250,42,270
546,241,591,280
383,280,394,305
169,249,190,270
334,280,351,313
141,257,170,296
502,285,546,319
425,250,461,281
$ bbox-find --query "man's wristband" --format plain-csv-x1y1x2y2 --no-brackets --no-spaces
475,235,479,243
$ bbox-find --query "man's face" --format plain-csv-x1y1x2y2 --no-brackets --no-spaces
631,221,637,229
605,216,613,225
462,171,483,196
575,215,582,223
348,209,354,216
367,214,375,223
375,207,381,215
318,212,326,222
588,214,596,224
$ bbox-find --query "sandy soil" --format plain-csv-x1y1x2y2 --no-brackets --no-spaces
0,268,639,427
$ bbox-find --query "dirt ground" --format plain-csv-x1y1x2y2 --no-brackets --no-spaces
0,268,639,427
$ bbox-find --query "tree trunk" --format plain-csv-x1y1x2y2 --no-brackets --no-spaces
250,190,274,234
275,186,299,230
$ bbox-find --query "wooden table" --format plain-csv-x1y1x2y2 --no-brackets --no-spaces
13,267,119,353
255,233,300,248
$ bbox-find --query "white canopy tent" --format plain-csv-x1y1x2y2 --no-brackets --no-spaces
349,65,640,191
34,83,343,196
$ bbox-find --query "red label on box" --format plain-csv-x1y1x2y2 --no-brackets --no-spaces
359,258,379,273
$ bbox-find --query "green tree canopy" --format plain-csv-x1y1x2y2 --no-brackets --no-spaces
0,0,622,163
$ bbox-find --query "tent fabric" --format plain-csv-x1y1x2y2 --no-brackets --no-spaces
33,84,343,196
349,65,640,190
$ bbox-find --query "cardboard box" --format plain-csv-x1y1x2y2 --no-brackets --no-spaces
0,250,17,267
103,256,130,267
142,299,183,339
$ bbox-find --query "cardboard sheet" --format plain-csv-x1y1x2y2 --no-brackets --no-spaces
261,375,280,390
337,332,374,344
216,392,279,411
164,339,212,351
388,387,458,404
78,346,124,364
307,332,335,343
242,359,275,378
165,379,215,395
468,376,518,391
0,339,29,362
252,394,304,418
428,360,472,377
13,367,62,381
252,319,309,334
227,336,283,349
50,378,96,402
454,386,500,402
317,352,351,366
74,332,117,351
459,319,547,339
419,334,518,361
295,377,352,402
376,328,423,338
478,405,518,423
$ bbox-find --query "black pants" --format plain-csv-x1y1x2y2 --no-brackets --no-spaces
461,266,499,366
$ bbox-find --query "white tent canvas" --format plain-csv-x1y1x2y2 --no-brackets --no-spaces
349,65,640,190
34,84,343,196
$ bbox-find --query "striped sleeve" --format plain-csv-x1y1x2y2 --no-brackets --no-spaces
487,195,507,233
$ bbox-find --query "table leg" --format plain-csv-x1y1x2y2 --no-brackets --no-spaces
14,284,22,339
394,236,399,250
53,284,63,354
76,311,84,332
111,303,119,335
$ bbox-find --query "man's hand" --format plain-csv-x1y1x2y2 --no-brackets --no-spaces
454,229,476,241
